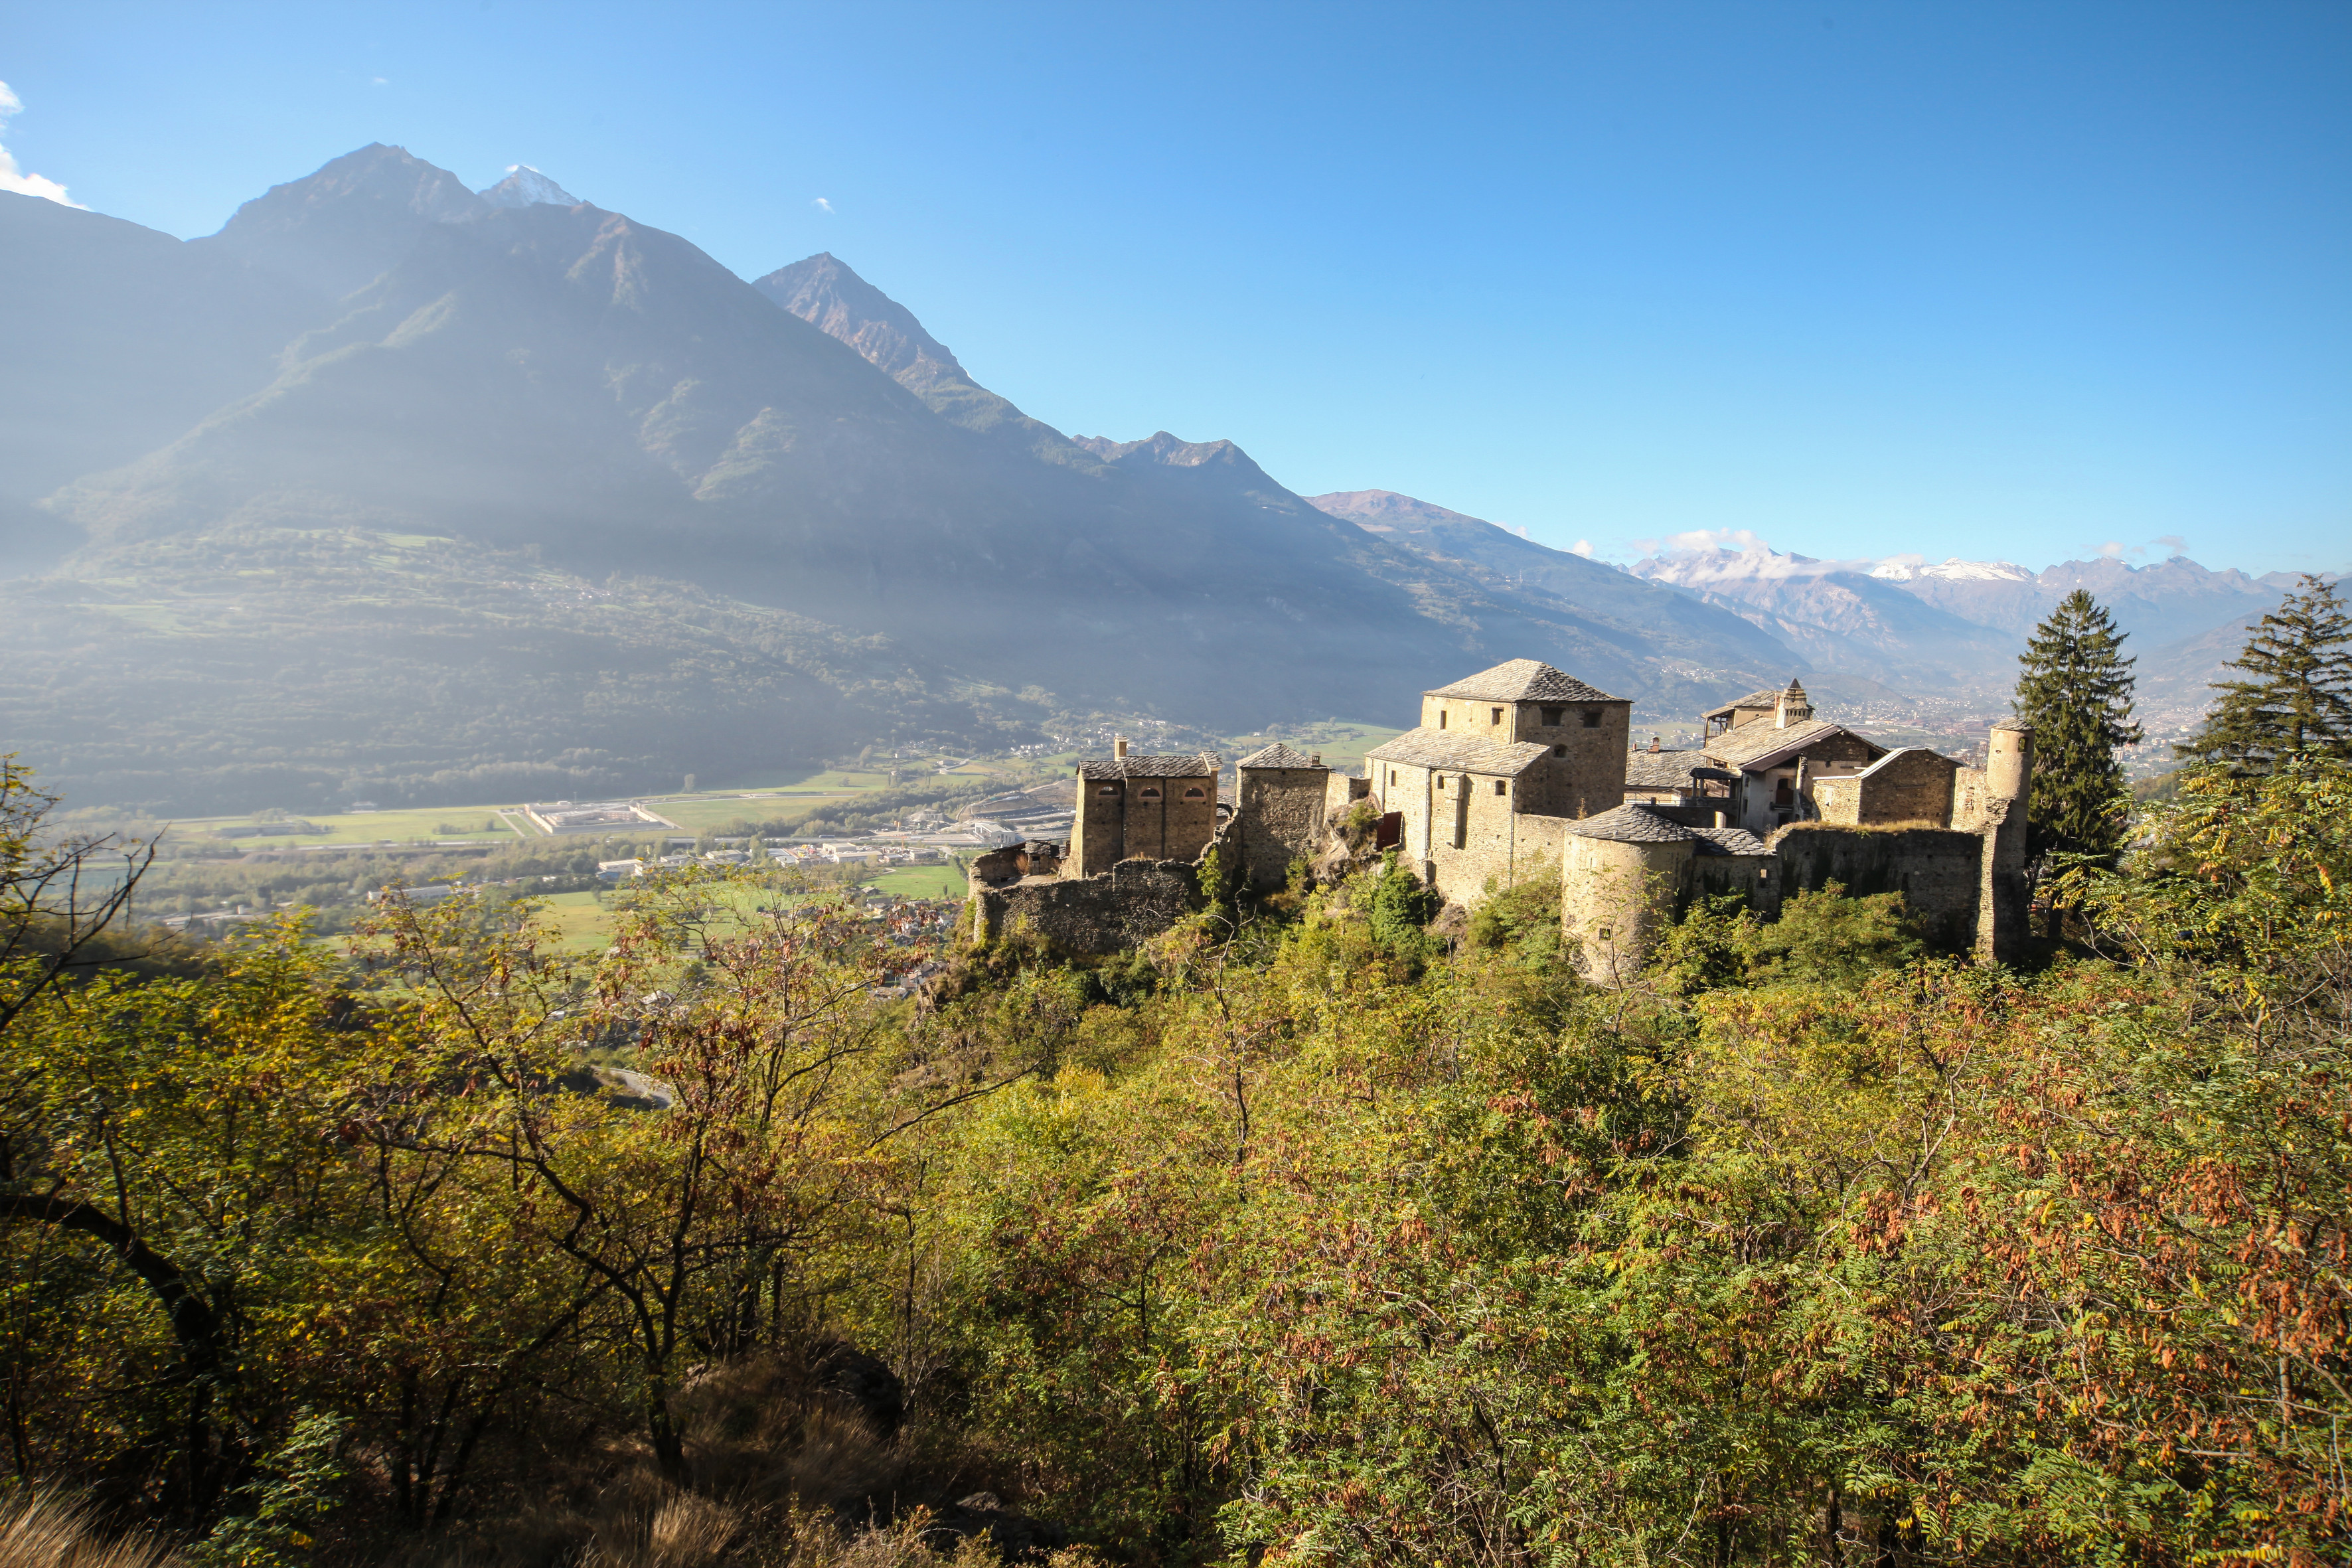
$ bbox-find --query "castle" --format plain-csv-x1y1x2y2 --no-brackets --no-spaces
967,659,2031,979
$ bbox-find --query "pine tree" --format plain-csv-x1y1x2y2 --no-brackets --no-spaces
2178,574,2352,772
2014,589,2143,863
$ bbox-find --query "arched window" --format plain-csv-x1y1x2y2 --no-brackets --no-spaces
1182,786,1206,800
1097,785,1119,797
1139,786,1162,800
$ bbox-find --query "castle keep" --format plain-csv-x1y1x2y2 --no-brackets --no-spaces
968,658,2031,976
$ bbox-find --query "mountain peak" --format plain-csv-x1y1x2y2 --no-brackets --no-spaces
478,164,582,209
1869,556,2035,584
753,252,966,385
196,143,486,298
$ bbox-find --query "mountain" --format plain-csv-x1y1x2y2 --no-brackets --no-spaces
2,147,1808,810
1869,552,2280,645
192,143,488,299
479,165,581,208
0,190,327,568
1632,544,2020,690
753,252,1098,469
1302,489,1799,677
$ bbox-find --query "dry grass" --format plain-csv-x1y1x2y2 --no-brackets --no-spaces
0,1491,177,1568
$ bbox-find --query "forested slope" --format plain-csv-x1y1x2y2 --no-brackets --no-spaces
3,755,2345,1565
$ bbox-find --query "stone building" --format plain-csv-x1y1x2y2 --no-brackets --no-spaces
1358,659,1631,902
1233,742,1330,890
1065,740,1221,878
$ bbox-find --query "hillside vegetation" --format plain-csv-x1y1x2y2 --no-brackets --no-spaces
3,752,2347,1566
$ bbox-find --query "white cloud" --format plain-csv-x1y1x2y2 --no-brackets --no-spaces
2154,534,2187,554
372,76,388,86
0,80,84,208
812,196,834,214
2096,540,2127,558
1571,539,1594,556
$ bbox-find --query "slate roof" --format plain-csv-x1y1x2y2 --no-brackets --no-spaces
1624,748,1705,791
1075,753,1220,780
1235,742,1326,770
1424,659,1622,704
1703,718,1881,773
1565,804,1696,843
1691,825,1770,856
1365,729,1552,777
1702,686,1788,718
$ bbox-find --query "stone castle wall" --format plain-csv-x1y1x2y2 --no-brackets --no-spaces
969,858,1201,955
1766,824,1986,949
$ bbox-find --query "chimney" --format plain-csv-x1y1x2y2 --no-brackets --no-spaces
1113,736,1129,759
1309,753,1322,766
1774,677,1812,730
1648,736,1661,753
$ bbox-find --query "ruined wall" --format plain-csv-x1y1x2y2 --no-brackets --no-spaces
1236,767,1327,890
969,858,1201,955
1855,749,1958,825
1766,825,1985,949
1950,766,1990,832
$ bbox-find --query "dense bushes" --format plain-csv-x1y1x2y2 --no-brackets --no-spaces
3,761,2348,1565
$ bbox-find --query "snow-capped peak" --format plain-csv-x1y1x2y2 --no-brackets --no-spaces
1869,556,2034,584
477,165,582,209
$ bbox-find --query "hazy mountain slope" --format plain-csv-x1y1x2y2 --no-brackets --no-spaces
753,252,1102,470
0,526,1041,816
751,261,1796,714
1303,488,1796,665
0,191,327,565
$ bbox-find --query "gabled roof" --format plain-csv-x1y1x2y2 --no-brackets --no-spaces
1853,745,1958,779
1567,804,1696,843
1624,748,1705,790
1235,742,1325,770
1702,686,1788,719
1703,718,1883,774
1365,729,1552,777
1425,659,1622,704
1075,753,1220,780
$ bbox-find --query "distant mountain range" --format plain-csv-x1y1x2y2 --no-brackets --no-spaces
1624,543,2295,730
0,143,1794,812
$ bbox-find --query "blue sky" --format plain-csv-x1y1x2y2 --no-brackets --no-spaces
4,1,2345,576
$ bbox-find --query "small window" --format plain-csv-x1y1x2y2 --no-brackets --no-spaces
1581,710,1601,728
1541,706,1563,727
1097,785,1119,796
1438,711,1448,730
1490,707,1504,725
1387,769,1397,785
1139,786,1162,800
1552,744,1567,757
1182,786,1205,800
1494,780,1506,796
1436,775,1446,790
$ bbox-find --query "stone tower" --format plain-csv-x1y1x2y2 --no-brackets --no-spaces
1974,720,2033,966
1234,743,1330,891
1561,805,1699,985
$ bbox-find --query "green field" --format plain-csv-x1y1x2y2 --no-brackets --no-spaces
866,863,969,902
172,804,526,848
534,890,619,953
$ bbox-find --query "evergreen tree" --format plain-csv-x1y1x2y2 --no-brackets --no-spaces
2178,574,2352,771
2014,589,2142,862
